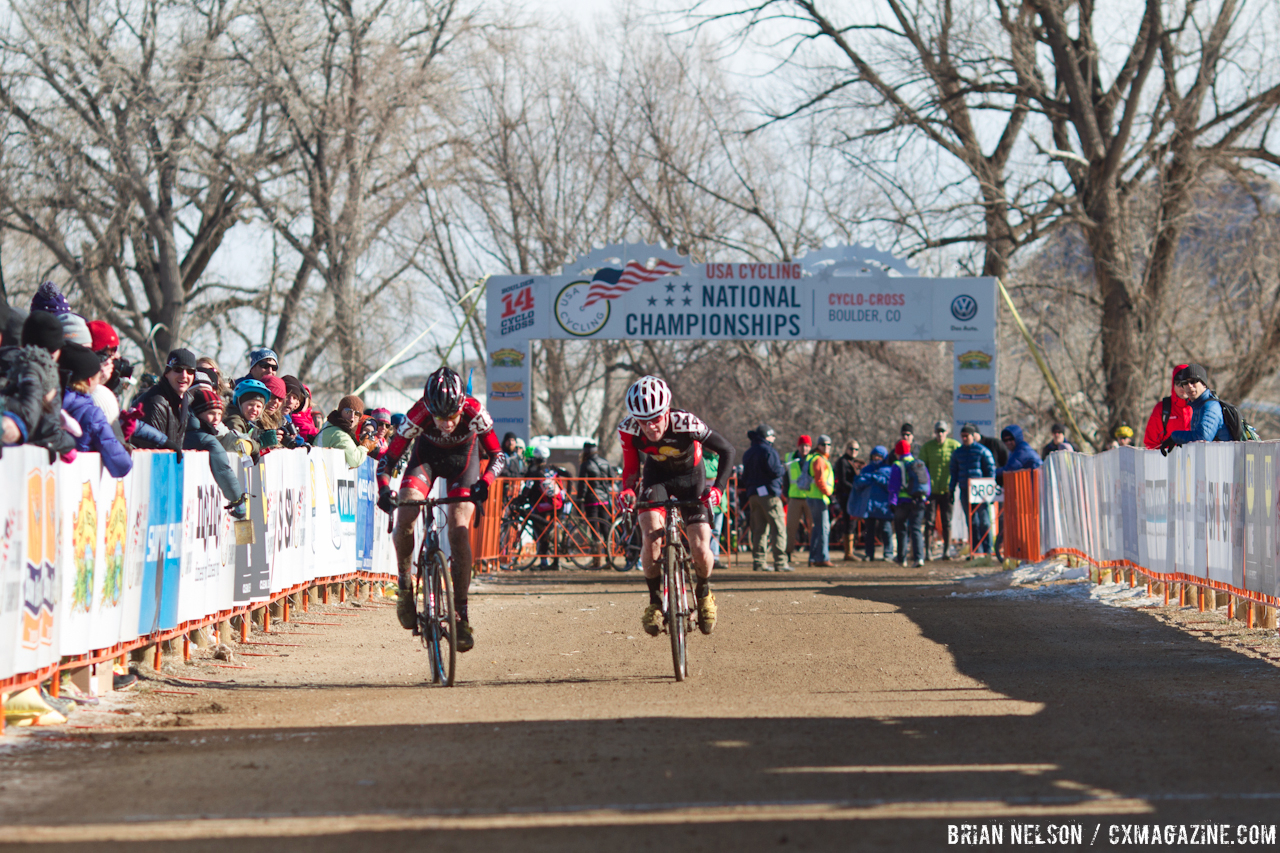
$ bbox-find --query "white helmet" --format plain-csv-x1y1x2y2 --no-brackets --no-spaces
626,375,672,420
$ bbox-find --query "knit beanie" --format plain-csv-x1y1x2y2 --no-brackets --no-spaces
87,320,119,352
59,313,93,347
22,311,65,352
30,281,71,315
893,438,912,458
59,343,103,384
282,374,306,402
190,386,224,415
262,375,287,399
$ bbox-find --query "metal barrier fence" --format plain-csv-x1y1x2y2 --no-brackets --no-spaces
1001,446,1280,627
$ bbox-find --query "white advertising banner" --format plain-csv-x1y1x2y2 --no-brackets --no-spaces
0,448,395,683
485,243,1000,439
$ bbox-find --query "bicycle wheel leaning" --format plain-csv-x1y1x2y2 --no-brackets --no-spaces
665,541,689,681
498,516,538,571
420,548,457,686
559,514,598,570
608,514,640,572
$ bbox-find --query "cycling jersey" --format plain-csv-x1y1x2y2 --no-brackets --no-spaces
618,409,734,524
378,396,505,495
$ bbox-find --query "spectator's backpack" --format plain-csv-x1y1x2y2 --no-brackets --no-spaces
904,457,931,500
1216,397,1259,442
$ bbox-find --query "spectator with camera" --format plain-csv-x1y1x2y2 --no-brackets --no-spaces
318,395,379,468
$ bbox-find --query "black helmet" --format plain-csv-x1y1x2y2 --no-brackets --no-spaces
424,367,465,417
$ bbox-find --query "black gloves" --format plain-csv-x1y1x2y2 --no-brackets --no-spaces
377,486,396,515
470,479,489,504
1158,437,1179,457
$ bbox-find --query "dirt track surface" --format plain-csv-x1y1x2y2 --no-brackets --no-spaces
3,560,1280,851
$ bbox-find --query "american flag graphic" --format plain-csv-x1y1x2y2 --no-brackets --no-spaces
582,259,683,307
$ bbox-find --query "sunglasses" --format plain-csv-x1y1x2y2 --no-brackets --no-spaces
341,407,356,418
258,363,278,373
1175,379,1196,387
168,366,195,376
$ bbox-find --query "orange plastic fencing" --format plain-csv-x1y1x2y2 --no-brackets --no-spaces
1001,469,1042,562
474,475,741,570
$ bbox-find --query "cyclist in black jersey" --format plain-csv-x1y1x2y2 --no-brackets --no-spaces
617,376,734,637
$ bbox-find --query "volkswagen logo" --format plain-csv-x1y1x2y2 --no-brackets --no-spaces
951,294,978,322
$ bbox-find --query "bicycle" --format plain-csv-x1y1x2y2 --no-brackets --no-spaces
498,498,597,570
607,510,642,571
634,496,705,681
387,494,476,686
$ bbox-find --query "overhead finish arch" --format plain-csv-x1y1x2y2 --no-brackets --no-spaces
484,243,997,439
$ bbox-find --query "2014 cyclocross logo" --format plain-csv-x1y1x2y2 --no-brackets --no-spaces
555,282,611,337
950,294,978,322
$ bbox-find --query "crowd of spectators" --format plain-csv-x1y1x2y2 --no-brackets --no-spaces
0,281,397,525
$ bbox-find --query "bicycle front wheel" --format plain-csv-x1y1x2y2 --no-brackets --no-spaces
422,549,457,686
665,543,688,681
560,515,596,569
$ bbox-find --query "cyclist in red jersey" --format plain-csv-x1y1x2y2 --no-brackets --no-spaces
376,367,505,651
616,376,734,636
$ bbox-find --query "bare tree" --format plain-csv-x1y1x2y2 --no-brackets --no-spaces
696,0,1280,436
221,0,471,392
0,0,257,368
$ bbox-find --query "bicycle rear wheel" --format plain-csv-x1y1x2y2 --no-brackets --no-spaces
665,543,688,681
421,549,457,686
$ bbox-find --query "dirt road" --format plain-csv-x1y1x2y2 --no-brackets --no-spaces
3,561,1280,851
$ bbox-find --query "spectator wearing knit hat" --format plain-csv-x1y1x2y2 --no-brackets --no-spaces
225,379,269,444
318,395,378,469
5,312,75,457
234,347,279,389
60,344,132,477
133,348,195,451
282,376,319,443
0,311,59,444
258,374,288,432
184,386,249,519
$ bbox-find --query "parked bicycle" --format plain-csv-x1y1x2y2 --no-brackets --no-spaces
496,496,599,570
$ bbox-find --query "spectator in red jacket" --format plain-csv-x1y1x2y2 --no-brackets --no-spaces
1144,364,1194,450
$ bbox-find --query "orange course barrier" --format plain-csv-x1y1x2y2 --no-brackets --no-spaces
1002,469,1041,562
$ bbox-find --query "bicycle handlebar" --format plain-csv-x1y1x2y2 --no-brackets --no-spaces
633,497,707,512
385,494,479,532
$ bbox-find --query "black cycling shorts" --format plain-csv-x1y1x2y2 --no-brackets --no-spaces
640,463,710,526
401,434,479,496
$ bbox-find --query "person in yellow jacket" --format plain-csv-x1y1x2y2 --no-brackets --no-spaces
804,435,836,567
784,434,813,555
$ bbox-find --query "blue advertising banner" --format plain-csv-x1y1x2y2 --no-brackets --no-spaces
356,460,375,572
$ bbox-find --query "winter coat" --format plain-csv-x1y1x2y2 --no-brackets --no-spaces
134,379,188,448
1143,364,1194,450
998,425,1042,482
949,441,996,501
740,433,785,497
0,345,57,442
833,452,864,499
920,437,960,496
62,389,132,477
849,453,894,520
291,407,320,442
1170,389,1232,444
578,451,614,506
317,421,368,469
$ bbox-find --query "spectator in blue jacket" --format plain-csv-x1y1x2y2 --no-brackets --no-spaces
741,424,789,572
950,423,996,556
1163,364,1231,451
59,344,132,477
997,424,1042,484
849,445,895,561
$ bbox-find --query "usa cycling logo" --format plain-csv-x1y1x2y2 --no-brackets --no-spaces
951,295,978,322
